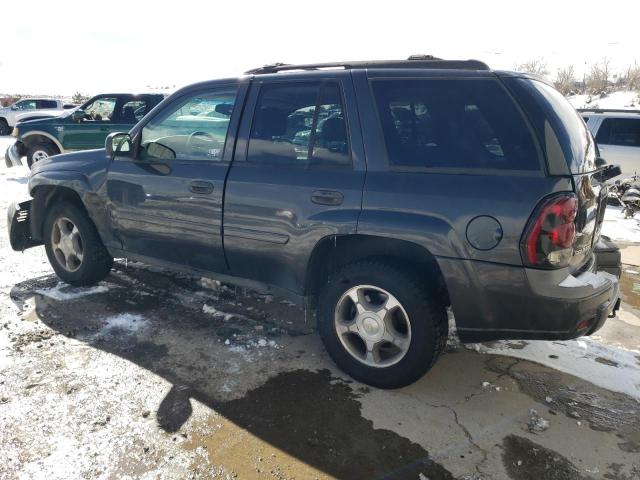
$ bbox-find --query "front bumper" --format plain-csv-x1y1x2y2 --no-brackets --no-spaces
7,200,42,251
438,242,621,343
5,142,25,168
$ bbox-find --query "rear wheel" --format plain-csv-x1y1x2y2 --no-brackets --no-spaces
27,143,59,167
44,201,113,286
317,260,447,389
0,119,10,136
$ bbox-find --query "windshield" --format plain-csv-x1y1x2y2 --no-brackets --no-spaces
527,80,597,173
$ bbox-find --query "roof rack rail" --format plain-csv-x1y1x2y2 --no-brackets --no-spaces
245,56,490,75
578,108,640,114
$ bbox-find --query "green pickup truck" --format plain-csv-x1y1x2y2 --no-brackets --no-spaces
5,93,165,167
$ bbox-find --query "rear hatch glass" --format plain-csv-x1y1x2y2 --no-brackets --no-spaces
502,77,598,174
503,76,606,271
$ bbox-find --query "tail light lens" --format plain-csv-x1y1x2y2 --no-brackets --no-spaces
522,193,578,268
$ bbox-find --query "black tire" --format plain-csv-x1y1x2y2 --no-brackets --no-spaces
27,142,59,167
0,118,9,136
317,260,448,389
43,201,113,286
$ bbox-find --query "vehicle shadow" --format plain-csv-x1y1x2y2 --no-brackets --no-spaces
9,265,460,479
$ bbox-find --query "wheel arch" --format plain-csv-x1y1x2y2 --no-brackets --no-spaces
304,234,450,308
21,131,63,152
30,184,89,242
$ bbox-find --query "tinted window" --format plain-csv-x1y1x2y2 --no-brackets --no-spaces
371,79,540,171
117,99,149,123
82,97,117,122
248,82,350,167
140,88,237,162
37,100,58,109
596,118,640,147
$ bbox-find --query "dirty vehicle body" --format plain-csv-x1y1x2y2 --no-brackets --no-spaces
5,93,165,167
8,58,622,388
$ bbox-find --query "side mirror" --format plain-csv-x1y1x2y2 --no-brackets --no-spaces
71,110,85,122
105,132,131,157
595,156,607,167
214,103,234,116
146,142,176,160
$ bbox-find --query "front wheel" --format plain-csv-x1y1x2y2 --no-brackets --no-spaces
44,201,113,286
27,143,59,167
317,260,447,389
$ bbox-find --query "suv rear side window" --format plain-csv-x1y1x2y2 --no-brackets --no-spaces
372,79,540,171
248,82,350,167
596,118,640,147
37,100,58,109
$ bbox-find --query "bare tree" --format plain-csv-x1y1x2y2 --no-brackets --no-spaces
72,92,89,105
554,65,577,95
619,62,640,91
515,58,550,78
585,58,612,94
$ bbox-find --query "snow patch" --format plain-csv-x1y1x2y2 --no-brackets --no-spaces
471,338,640,401
101,313,148,333
602,206,640,243
36,284,111,301
568,91,640,110
202,304,234,321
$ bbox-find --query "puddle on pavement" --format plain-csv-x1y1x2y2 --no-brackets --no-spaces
183,369,454,480
502,435,588,480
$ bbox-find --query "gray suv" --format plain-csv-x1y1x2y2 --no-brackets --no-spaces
8,57,622,388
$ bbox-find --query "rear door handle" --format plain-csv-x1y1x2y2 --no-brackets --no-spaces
190,180,214,195
311,190,344,206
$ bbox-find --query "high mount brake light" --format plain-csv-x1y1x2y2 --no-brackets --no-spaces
522,194,578,268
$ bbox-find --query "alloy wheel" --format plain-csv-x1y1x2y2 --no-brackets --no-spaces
51,217,84,272
334,285,412,368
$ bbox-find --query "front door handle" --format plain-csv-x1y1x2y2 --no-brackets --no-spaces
190,180,214,195
311,190,344,206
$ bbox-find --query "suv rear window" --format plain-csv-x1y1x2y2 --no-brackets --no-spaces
371,79,540,171
596,118,640,147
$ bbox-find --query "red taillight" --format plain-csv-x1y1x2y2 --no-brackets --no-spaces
523,194,578,268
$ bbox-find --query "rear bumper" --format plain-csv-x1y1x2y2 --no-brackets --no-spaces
5,142,25,168
439,241,621,343
7,200,42,251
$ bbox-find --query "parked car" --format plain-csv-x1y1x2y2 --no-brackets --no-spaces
8,57,622,388
0,98,76,135
581,109,640,177
5,93,165,167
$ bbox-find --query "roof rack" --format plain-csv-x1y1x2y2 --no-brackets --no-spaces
245,55,490,75
578,108,640,114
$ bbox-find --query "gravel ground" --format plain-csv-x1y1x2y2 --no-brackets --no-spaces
1,136,639,480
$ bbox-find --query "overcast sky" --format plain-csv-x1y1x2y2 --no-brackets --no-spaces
1,0,638,96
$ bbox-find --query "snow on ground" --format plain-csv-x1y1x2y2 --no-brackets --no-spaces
471,337,640,401
602,205,640,243
568,90,639,110
35,283,112,301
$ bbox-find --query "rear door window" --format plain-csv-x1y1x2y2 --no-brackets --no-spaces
248,82,350,167
371,79,540,171
37,100,58,109
116,99,150,123
595,118,640,147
